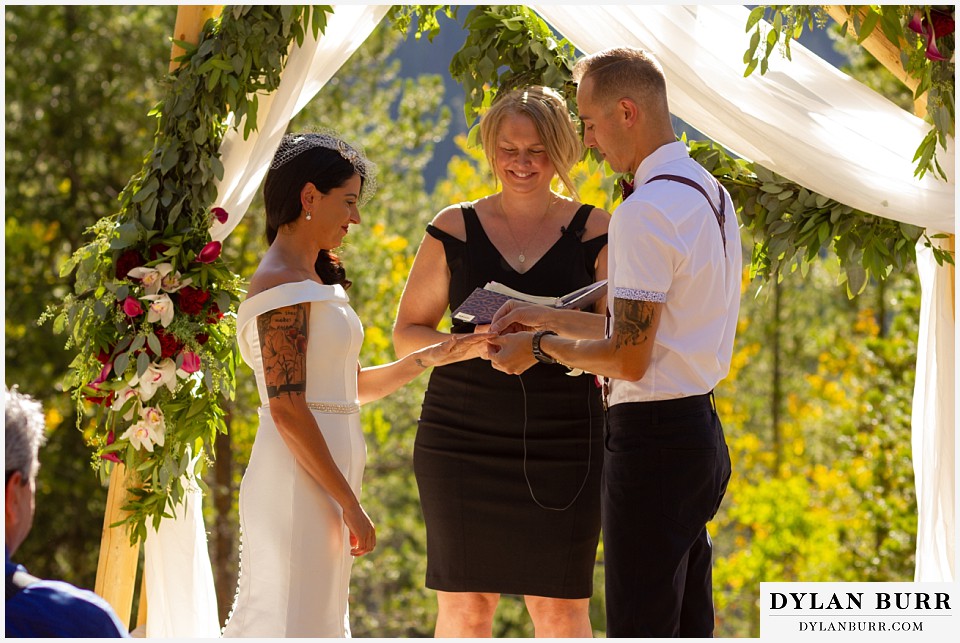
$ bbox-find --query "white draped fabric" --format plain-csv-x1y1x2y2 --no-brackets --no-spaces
531,4,954,232
143,5,390,636
211,4,392,242
148,4,956,634
144,477,220,637
534,0,956,585
912,240,956,582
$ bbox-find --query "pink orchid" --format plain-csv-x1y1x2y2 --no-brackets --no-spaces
196,241,222,264
120,420,164,452
160,270,192,293
143,293,175,327
127,263,173,295
110,386,140,421
129,358,177,401
122,296,144,317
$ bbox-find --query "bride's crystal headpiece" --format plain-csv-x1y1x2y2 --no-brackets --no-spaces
270,132,378,205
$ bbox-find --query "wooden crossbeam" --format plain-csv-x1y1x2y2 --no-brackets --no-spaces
824,5,927,117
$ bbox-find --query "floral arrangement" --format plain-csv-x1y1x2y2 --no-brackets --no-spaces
47,6,331,544
52,203,243,542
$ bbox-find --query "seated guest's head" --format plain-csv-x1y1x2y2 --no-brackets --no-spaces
5,385,46,556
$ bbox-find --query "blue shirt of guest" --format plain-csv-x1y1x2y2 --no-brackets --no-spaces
5,548,129,638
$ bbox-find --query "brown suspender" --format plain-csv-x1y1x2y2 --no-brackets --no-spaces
645,174,728,257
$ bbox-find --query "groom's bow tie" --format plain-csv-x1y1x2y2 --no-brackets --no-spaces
619,177,635,200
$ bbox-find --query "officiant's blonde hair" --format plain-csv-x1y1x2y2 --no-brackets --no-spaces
479,86,581,199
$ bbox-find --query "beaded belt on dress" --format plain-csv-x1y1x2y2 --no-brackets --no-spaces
260,401,360,414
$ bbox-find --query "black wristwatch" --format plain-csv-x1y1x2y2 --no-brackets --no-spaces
532,330,559,365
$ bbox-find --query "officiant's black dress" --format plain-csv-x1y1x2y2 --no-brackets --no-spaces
414,202,605,598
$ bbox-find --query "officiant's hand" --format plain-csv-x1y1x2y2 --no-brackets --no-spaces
417,332,496,367
490,300,551,335
488,331,537,375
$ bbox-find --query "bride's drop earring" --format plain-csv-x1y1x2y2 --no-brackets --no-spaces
304,209,312,221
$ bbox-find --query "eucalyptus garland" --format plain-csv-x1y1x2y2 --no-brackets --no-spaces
435,4,952,291
48,5,332,544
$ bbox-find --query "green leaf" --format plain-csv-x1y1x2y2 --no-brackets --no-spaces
132,176,159,203
146,331,161,356
746,6,765,32
857,9,879,43
110,221,142,250
136,351,150,378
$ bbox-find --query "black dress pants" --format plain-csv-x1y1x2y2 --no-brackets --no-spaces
602,393,731,638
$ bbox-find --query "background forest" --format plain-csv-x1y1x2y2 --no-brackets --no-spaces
5,6,921,638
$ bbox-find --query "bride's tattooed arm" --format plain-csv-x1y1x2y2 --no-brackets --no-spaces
257,303,309,399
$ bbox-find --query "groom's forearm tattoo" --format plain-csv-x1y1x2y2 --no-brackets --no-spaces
613,298,657,349
257,303,309,399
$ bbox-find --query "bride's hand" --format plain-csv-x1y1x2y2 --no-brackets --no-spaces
342,502,375,557
416,331,496,367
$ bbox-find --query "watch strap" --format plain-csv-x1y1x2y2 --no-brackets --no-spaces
532,330,558,365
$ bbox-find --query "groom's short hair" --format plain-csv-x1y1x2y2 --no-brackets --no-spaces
573,47,669,117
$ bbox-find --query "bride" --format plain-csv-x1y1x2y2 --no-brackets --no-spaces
221,133,489,637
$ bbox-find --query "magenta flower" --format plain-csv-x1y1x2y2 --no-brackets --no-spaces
100,431,122,464
197,241,222,264
93,362,112,385
123,296,144,317
180,351,202,374
211,207,229,224
909,9,955,61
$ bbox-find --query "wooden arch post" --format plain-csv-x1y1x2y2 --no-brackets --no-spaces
93,5,223,630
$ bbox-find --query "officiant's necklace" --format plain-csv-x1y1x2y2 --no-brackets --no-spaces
497,193,557,264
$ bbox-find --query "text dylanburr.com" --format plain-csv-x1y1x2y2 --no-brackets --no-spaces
761,583,955,639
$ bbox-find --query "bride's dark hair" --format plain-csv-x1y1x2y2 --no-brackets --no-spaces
263,138,373,289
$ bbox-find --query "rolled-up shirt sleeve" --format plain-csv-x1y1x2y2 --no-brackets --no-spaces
610,200,680,303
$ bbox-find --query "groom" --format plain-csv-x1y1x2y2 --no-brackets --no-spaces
489,46,741,637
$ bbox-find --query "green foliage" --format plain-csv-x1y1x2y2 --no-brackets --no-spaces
449,5,578,130
712,264,919,637
386,5,458,42
5,3,177,588
743,5,955,180
434,4,952,292
686,138,951,296
45,6,332,544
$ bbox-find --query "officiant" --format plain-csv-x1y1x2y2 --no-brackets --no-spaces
392,85,610,637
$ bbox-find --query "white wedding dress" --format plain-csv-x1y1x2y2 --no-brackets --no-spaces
222,280,365,638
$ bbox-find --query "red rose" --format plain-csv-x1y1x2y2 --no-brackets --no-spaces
205,303,224,324
96,348,114,364
122,296,144,317
177,286,211,315
152,328,185,359
211,207,229,224
195,333,210,345
116,250,145,279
